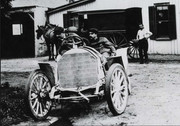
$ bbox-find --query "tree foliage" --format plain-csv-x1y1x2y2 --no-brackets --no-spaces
0,0,14,19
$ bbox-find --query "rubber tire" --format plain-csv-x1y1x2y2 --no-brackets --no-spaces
25,69,53,120
105,64,129,115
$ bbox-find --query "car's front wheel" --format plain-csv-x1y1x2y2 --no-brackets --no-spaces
105,64,129,115
25,69,53,120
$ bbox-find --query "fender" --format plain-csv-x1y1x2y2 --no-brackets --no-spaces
38,63,56,85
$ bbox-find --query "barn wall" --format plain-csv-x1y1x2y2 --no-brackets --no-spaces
48,0,180,54
3,7,38,58
139,0,180,54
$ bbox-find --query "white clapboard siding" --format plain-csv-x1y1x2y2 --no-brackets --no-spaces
49,0,180,54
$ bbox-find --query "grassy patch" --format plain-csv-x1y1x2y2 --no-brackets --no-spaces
0,84,29,126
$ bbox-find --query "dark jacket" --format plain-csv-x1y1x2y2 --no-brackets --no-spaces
89,37,116,54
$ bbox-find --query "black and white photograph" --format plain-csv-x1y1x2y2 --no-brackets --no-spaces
1,0,180,125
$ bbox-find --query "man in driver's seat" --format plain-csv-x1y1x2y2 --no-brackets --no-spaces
88,28,116,64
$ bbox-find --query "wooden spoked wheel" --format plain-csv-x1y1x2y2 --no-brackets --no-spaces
105,64,129,115
25,70,53,120
127,40,139,59
107,32,129,49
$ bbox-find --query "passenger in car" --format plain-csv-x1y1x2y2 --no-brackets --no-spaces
56,26,86,61
58,26,81,55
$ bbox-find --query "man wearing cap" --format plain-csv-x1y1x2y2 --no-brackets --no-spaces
88,28,116,63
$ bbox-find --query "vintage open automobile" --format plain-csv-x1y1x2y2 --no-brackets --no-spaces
25,36,131,120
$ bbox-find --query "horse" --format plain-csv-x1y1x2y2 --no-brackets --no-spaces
36,24,64,60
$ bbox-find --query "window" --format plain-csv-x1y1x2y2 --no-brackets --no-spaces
70,16,79,27
63,12,79,28
12,24,23,35
149,4,176,40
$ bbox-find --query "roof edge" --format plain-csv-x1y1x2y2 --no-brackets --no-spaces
11,5,49,10
46,0,96,15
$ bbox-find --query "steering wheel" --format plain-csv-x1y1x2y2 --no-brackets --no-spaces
63,35,85,47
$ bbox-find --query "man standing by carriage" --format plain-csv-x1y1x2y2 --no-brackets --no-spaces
136,24,152,64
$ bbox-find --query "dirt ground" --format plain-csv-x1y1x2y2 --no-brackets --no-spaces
1,54,180,125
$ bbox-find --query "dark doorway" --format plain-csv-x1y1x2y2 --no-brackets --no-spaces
1,12,35,58
63,8,142,41
125,8,142,40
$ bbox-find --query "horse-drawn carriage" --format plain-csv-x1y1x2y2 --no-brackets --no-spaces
96,31,140,60
36,22,140,61
25,34,131,120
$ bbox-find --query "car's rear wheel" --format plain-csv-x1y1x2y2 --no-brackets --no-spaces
105,64,129,115
25,69,52,120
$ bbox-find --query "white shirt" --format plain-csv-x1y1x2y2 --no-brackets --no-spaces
136,29,152,40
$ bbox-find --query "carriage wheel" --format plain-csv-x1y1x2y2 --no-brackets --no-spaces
25,69,53,120
127,41,139,59
105,64,129,115
107,32,128,49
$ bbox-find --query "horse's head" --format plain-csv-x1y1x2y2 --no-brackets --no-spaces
36,25,45,39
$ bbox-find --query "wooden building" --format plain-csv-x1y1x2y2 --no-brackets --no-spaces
1,6,48,58
47,0,180,55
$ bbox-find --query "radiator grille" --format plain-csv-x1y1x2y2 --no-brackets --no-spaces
57,49,98,88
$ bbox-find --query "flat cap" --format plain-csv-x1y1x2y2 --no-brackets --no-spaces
89,28,98,34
